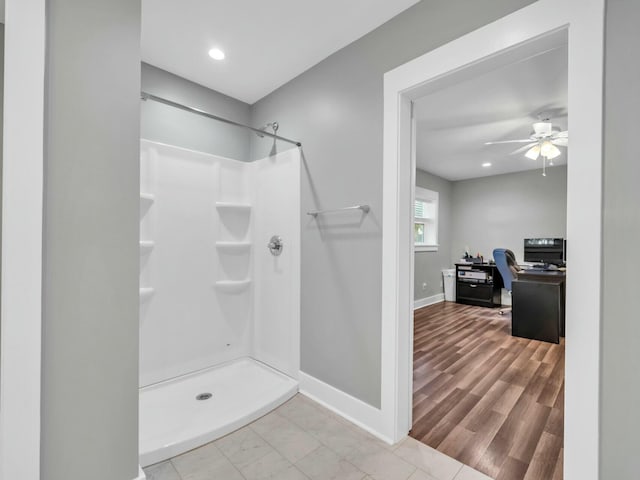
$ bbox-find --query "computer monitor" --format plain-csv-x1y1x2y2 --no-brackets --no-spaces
523,238,565,266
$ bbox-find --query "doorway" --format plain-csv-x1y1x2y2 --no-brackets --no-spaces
409,37,568,478
380,2,604,480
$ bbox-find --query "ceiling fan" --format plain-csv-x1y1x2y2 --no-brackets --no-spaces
485,120,568,176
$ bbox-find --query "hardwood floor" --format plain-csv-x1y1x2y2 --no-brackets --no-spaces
411,301,564,480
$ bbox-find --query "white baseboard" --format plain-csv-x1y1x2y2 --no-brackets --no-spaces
134,466,146,480
298,371,393,445
414,293,445,310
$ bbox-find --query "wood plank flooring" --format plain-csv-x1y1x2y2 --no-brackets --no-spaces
411,302,564,480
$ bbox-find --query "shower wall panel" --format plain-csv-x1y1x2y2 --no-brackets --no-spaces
140,140,253,387
139,140,300,388
252,149,301,379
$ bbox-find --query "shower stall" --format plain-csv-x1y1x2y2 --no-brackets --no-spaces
138,96,301,466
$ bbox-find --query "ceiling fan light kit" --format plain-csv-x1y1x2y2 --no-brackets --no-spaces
540,140,561,159
485,119,568,176
533,121,553,136
525,144,541,160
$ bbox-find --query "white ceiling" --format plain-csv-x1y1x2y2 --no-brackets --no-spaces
414,44,568,181
141,0,420,104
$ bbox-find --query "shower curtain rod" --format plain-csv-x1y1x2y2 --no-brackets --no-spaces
141,91,302,147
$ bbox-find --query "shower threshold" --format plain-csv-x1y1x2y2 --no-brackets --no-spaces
139,357,298,467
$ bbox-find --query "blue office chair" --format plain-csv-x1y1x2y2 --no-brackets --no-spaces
493,248,518,315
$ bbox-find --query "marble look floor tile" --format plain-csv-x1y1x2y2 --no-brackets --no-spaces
408,469,441,480
276,396,333,432
240,449,309,480
453,466,494,480
295,445,366,480
344,441,416,480
215,426,274,469
335,422,395,451
296,412,375,459
394,438,463,480
291,395,392,452
157,394,487,480
143,461,182,480
251,412,321,463
250,411,285,435
319,420,369,456
310,406,395,452
171,442,243,480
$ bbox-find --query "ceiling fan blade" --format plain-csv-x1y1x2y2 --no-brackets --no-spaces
551,137,569,147
485,139,534,145
510,142,539,155
555,130,569,138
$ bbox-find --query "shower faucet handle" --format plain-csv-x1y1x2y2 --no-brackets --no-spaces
267,235,283,256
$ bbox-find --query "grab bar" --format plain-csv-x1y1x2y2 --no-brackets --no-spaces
307,205,370,217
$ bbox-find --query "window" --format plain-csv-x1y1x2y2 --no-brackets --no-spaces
414,186,438,252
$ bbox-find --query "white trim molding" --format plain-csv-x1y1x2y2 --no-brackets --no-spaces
414,294,444,310
414,245,438,253
135,466,147,480
381,2,604,480
0,1,46,479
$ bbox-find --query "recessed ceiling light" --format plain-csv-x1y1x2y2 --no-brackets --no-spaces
482,162,492,167
208,48,225,61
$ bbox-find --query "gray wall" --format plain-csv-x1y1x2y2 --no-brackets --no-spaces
41,2,140,480
251,0,536,407
600,0,640,477
415,167,566,303
415,170,452,300
451,167,567,265
142,63,251,161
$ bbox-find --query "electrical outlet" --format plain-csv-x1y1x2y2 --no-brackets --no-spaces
422,282,428,290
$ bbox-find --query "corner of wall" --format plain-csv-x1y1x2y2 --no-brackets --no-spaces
135,466,146,480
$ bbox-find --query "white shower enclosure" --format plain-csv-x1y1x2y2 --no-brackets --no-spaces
138,139,300,466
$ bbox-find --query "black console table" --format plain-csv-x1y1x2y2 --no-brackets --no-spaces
455,263,503,308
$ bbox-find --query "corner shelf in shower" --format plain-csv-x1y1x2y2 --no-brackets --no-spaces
140,287,155,302
215,202,251,212
215,242,251,254
140,241,155,255
214,280,251,294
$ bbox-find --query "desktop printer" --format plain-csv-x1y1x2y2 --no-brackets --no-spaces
457,269,492,283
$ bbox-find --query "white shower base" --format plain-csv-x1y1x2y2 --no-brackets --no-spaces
139,357,298,467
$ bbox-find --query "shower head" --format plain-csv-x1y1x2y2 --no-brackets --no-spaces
256,121,279,138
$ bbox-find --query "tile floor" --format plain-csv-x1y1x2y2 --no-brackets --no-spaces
144,394,493,480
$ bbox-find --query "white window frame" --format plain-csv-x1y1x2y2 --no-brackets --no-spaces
414,186,438,252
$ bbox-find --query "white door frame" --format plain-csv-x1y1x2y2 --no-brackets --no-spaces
0,0,46,479
381,1,604,480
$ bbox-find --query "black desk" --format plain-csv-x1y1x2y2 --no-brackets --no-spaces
455,263,503,308
512,269,566,344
